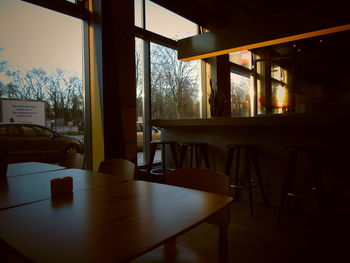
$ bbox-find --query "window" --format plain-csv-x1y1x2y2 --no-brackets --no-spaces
134,0,143,27
145,0,198,40
271,83,288,114
150,43,200,119
135,0,200,165
230,72,253,117
0,127,6,135
34,126,55,137
20,126,40,137
229,51,252,69
0,0,86,159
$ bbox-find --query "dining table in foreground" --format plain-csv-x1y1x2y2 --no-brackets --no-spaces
6,162,65,177
0,168,129,211
0,180,233,263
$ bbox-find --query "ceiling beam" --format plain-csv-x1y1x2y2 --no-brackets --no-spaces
178,11,350,61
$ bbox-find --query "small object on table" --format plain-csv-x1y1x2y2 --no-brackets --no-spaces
50,176,73,196
62,176,73,193
50,178,63,196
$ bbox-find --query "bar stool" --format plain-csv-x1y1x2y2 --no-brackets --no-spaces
178,142,210,169
147,140,179,181
278,146,325,222
225,144,268,217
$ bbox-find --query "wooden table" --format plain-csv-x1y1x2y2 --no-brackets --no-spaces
0,180,233,263
0,168,129,210
6,162,65,177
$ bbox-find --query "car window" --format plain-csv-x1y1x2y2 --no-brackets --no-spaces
19,126,41,137
0,126,6,135
34,126,54,137
3,126,20,136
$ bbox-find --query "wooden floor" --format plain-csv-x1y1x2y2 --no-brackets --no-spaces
177,200,349,263
137,170,349,263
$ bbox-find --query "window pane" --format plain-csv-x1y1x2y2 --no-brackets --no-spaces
134,0,143,27
20,126,39,137
230,72,253,117
272,83,288,114
257,79,266,114
229,50,252,69
0,0,85,161
135,37,145,164
150,43,200,119
145,0,198,40
271,63,287,82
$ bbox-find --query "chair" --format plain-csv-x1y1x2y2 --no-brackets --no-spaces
98,158,136,181
132,168,231,263
59,152,85,169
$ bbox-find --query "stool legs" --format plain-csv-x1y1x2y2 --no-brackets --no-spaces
147,143,158,173
225,146,266,217
179,144,210,169
179,145,188,168
278,149,298,222
234,148,241,201
250,148,268,206
147,142,179,175
201,144,211,169
169,143,179,168
278,148,325,222
246,152,254,217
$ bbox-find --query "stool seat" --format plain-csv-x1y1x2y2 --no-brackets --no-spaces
178,142,210,169
227,144,257,149
180,142,207,146
225,144,268,217
151,140,176,145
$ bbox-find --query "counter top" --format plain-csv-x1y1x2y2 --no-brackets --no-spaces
152,112,350,127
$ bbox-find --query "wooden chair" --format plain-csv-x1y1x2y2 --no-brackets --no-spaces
59,152,85,169
132,168,231,263
98,158,136,181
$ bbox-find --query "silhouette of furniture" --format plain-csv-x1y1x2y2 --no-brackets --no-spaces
225,144,268,217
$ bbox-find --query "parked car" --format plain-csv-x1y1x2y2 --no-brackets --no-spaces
0,122,83,163
137,123,161,151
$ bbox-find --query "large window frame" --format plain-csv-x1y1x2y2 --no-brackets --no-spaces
134,0,200,166
21,0,92,168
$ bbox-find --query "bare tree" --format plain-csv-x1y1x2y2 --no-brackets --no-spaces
150,44,200,119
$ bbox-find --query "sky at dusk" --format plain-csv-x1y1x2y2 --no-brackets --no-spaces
0,0,197,80
0,0,83,75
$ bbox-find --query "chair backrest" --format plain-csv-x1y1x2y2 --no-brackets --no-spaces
166,168,230,196
165,168,231,262
98,158,136,180
60,152,85,169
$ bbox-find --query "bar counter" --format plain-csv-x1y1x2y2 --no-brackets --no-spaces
152,112,350,206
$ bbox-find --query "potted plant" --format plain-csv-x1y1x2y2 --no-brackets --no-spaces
208,79,228,117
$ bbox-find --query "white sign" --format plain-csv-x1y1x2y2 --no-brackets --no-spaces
1,99,46,126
